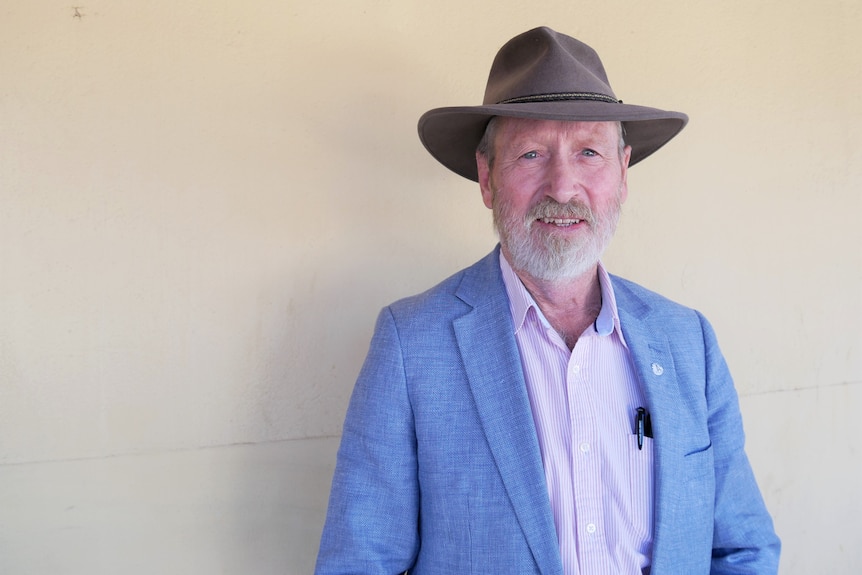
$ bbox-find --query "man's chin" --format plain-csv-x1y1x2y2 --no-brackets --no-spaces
508,249,601,283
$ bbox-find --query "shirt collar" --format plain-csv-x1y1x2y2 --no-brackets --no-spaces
499,251,624,342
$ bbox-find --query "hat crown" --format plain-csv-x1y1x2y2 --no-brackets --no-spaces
483,27,618,106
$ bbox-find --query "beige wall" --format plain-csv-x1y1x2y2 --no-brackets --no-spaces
1,1,859,573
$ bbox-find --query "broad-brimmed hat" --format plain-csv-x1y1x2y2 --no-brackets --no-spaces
418,26,688,182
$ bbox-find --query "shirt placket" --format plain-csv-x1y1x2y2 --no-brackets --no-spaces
567,334,606,570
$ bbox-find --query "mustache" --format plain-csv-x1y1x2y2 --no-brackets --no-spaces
526,198,596,225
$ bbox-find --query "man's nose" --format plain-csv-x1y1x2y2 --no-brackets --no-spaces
545,156,584,204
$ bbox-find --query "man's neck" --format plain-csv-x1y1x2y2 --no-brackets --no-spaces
513,264,603,350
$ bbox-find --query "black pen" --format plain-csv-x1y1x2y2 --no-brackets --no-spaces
636,407,646,450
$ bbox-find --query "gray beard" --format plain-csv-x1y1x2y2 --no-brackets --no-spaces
493,195,621,282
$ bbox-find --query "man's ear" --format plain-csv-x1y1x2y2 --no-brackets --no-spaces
619,144,632,204
476,152,494,209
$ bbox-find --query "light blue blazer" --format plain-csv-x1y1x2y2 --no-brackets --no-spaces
316,248,780,574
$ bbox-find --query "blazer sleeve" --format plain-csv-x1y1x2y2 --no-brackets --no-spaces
699,311,781,574
315,306,419,575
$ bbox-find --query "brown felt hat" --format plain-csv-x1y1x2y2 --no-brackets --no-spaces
418,27,688,182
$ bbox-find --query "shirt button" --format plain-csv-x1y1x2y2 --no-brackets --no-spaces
579,442,590,453
586,523,597,534
572,365,581,374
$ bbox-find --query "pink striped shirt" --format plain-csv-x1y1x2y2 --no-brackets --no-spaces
500,254,654,575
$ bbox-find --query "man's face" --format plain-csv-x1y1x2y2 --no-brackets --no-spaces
476,118,632,281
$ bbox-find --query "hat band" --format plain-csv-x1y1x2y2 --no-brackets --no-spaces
497,92,621,105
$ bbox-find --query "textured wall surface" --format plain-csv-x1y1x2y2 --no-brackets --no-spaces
1,1,860,573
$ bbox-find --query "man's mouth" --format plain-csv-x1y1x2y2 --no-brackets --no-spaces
539,217,582,227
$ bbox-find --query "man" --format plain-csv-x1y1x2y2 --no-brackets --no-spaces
315,27,780,574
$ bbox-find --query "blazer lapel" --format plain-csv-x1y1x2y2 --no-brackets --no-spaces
453,251,563,575
613,279,690,574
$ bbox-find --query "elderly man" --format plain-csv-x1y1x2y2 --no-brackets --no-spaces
315,27,780,574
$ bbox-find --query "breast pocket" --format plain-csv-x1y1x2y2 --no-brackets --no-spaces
627,434,655,542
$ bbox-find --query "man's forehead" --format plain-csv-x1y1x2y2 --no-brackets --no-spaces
495,117,620,142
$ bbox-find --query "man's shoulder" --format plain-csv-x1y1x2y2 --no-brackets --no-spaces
608,274,722,357
609,273,701,322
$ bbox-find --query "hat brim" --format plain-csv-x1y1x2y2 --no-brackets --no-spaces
418,101,688,182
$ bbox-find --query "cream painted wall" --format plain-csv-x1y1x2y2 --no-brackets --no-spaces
1,1,859,573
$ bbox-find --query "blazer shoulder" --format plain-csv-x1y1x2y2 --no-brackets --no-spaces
609,274,707,327
611,274,696,315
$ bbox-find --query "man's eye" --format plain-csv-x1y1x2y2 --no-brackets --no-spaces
522,151,539,159
582,149,598,157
